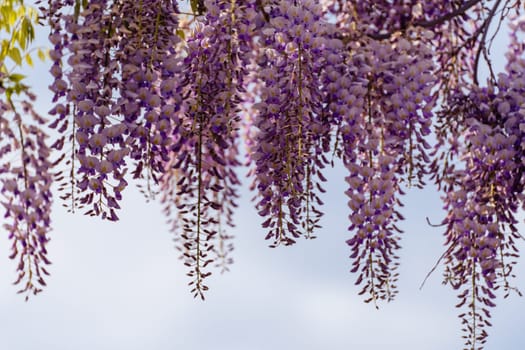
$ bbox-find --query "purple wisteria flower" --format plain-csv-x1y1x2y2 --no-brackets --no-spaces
160,0,258,299
47,0,180,220
0,99,53,300
17,2,525,346
249,0,333,247
426,15,525,348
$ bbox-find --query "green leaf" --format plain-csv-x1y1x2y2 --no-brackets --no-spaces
0,39,9,61
0,7,11,31
11,81,28,95
24,52,33,66
22,16,35,43
19,18,29,49
14,83,23,94
8,47,22,65
8,73,25,83
5,87,13,103
37,48,46,61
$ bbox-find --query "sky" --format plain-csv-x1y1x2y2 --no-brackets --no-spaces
1,3,525,350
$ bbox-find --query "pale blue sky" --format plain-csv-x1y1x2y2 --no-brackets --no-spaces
0,3,524,350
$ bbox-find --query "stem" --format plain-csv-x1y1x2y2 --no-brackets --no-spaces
297,42,303,159
149,3,162,68
137,0,143,41
471,260,477,350
305,164,311,238
368,247,378,309
408,122,414,186
17,119,33,291
278,197,284,244
224,0,235,132
70,105,76,212
195,112,203,296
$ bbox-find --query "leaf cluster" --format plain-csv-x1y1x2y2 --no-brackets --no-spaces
0,0,46,103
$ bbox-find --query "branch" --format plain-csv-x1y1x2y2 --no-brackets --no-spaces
415,0,483,28
419,236,459,290
367,0,483,40
474,0,504,85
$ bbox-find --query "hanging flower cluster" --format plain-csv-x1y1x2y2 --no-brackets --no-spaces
439,88,522,349
341,33,436,304
249,0,333,246
4,1,525,348
48,0,124,219
436,16,525,348
47,0,180,220
0,99,53,300
0,1,54,300
114,0,181,187
160,0,258,298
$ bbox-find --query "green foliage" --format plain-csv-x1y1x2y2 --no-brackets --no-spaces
0,0,45,103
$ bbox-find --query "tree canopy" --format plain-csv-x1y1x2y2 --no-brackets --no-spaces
1,1,525,348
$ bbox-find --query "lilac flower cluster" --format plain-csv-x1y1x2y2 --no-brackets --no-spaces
250,0,332,246
341,1,479,38
114,0,180,187
0,99,53,300
160,0,256,298
332,34,435,303
48,0,126,219
322,1,480,96
48,0,179,220
440,92,520,349
11,2,523,345
436,16,525,347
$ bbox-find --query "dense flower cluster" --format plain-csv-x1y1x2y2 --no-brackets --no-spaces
48,0,125,219
114,0,181,186
438,88,522,349
435,16,525,348
0,98,53,300
249,0,332,246
47,0,180,219
3,1,525,348
341,34,436,304
160,0,257,298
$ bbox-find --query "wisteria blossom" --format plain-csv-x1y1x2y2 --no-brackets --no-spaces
160,0,258,298
248,0,332,246
0,98,53,300
2,1,525,348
